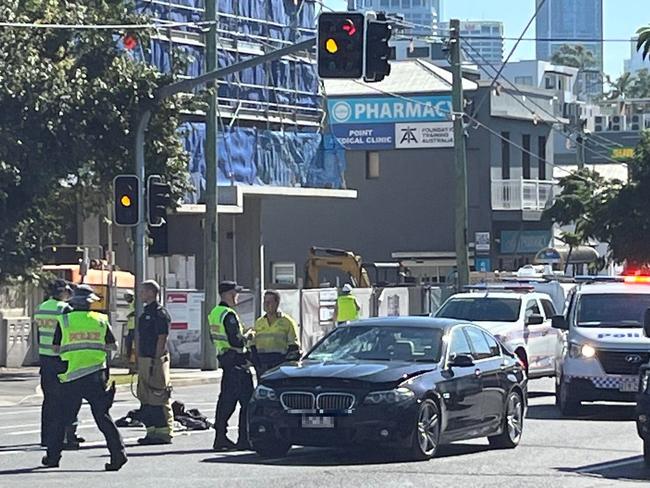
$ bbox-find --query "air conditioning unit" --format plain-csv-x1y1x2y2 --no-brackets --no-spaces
644,114,650,130
611,115,626,132
630,114,642,131
594,115,609,132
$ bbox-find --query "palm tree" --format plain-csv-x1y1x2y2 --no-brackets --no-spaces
551,44,597,70
638,25,650,60
606,72,634,100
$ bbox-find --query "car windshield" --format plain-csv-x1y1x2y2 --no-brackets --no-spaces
436,297,521,322
306,325,444,363
577,293,650,328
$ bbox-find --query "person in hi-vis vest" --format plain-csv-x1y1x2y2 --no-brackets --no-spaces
333,284,361,325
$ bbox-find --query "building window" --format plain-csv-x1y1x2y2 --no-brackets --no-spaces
501,132,510,179
545,76,555,90
391,0,399,7
407,46,430,58
401,0,410,8
366,151,380,179
379,0,389,5
538,136,547,180
514,76,533,86
522,134,531,179
389,46,396,60
271,262,296,285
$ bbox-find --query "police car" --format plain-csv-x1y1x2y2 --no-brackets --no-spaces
435,284,560,378
553,276,650,416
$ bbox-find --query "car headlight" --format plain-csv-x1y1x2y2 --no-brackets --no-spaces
253,385,278,401
568,342,596,359
364,387,415,405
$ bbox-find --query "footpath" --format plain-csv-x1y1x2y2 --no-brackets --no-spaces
0,367,221,407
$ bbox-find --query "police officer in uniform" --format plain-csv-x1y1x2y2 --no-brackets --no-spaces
251,290,301,376
34,280,84,449
43,285,127,471
209,281,254,451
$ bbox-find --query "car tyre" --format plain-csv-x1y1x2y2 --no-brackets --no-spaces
252,439,291,459
409,399,441,461
644,438,650,468
556,376,581,416
488,390,524,449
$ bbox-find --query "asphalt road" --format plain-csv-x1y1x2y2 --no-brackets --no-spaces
0,378,649,487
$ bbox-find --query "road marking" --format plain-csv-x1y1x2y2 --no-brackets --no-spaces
0,423,40,430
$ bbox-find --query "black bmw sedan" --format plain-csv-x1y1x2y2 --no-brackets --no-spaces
248,317,527,460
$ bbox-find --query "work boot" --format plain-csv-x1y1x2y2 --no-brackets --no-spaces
41,455,60,468
213,435,237,452
105,450,128,472
137,436,172,446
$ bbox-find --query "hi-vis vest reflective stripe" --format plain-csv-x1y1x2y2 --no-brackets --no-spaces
208,305,244,355
33,299,67,357
58,311,108,383
337,295,359,322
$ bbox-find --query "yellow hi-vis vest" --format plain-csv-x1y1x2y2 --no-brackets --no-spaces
252,314,299,354
58,311,109,383
127,302,136,331
208,305,244,356
337,295,359,322
34,299,68,357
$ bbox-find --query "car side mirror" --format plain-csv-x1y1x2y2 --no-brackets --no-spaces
552,315,569,330
644,309,650,338
448,353,474,368
526,313,545,326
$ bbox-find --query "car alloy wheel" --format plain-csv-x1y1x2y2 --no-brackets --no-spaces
411,399,440,460
488,390,524,449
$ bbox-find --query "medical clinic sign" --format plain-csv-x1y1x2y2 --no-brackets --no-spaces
327,95,454,150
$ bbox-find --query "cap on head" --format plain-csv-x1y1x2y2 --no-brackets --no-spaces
124,290,134,298
219,281,243,295
48,279,73,297
142,280,161,294
71,284,101,304
342,284,353,294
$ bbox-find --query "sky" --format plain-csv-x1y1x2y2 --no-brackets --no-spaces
325,0,648,78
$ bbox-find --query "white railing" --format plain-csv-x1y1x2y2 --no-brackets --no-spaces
491,179,556,211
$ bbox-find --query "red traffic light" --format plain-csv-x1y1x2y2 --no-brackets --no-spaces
342,19,357,36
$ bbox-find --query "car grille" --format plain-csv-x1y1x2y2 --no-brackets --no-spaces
279,392,356,411
598,350,650,375
316,393,355,410
280,392,315,410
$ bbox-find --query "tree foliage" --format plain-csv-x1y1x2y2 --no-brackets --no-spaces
638,25,650,61
551,44,597,70
0,1,191,283
607,69,650,100
544,132,650,266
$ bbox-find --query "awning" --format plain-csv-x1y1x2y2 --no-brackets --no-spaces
559,246,599,264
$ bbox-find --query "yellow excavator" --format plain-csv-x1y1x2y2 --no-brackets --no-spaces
305,247,410,288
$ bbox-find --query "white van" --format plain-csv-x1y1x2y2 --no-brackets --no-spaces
435,285,559,378
553,278,650,415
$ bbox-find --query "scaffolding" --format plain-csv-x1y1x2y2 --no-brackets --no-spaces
134,0,345,199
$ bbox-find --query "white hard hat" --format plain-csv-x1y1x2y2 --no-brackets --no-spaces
342,284,353,293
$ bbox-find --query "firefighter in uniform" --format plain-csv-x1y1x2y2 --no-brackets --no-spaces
209,281,255,451
34,279,84,449
334,284,360,325
42,285,127,471
251,290,301,376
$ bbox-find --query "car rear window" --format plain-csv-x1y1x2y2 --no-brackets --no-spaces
436,297,521,322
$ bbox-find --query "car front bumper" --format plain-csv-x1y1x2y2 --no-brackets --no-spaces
636,393,650,439
248,400,420,449
564,375,639,403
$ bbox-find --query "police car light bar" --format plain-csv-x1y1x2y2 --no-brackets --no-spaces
464,283,535,293
623,275,650,284
574,276,624,283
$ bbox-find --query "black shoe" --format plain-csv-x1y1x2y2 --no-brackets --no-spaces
234,440,252,451
137,436,172,446
105,451,128,472
62,441,80,451
213,436,237,451
41,456,60,468
72,436,86,443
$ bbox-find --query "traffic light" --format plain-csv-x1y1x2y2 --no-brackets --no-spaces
147,175,172,227
364,13,392,82
113,175,140,227
317,12,365,79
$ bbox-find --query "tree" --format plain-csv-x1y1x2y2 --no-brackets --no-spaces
551,44,597,70
0,1,191,283
629,69,650,98
605,72,634,100
637,25,650,60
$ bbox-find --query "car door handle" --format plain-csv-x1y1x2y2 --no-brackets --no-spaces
500,362,508,370
474,368,482,377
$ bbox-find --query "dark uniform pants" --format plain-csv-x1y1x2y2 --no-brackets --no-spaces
256,352,285,377
47,370,124,460
40,356,81,446
215,366,254,441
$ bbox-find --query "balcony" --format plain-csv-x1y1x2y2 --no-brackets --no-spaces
491,179,556,211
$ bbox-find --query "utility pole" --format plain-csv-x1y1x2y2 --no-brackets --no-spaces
202,0,219,370
450,19,470,290
576,119,586,170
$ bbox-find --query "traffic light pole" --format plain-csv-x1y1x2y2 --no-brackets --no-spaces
133,36,316,366
450,19,470,290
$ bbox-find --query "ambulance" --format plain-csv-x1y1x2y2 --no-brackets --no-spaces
553,275,650,416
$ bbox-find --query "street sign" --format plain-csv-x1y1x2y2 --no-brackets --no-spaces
534,247,562,264
475,232,491,254
475,257,491,273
